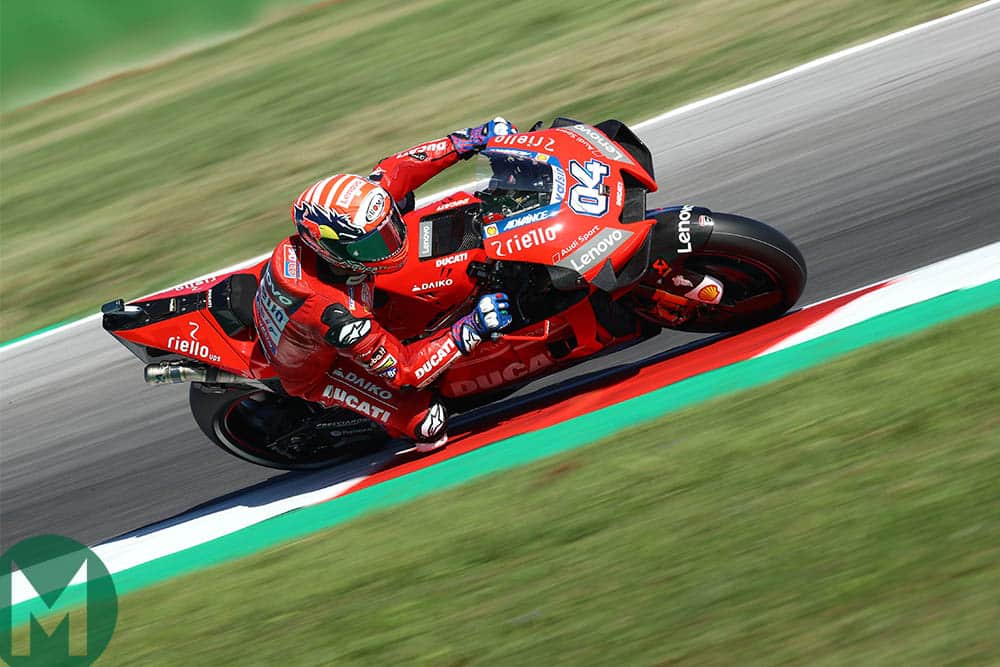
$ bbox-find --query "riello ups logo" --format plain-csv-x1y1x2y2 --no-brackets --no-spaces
1,535,118,666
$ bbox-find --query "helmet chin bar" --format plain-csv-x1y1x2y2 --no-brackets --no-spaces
312,240,406,276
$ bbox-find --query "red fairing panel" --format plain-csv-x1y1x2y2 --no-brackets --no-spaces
438,296,642,398
481,126,657,286
373,193,486,341
121,262,272,377
116,308,255,377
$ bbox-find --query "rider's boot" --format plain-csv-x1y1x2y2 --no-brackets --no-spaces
410,400,449,453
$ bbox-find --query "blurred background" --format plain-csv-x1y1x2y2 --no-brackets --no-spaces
0,0,976,341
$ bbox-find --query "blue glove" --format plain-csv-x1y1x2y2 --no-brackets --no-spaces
450,117,518,156
451,293,513,353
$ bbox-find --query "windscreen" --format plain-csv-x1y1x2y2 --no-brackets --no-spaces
474,149,558,221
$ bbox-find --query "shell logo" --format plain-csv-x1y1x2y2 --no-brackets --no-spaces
698,284,720,302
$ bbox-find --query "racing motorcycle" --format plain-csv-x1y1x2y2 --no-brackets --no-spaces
103,118,807,469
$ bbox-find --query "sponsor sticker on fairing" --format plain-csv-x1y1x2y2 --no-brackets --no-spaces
418,219,433,258
551,224,600,262
491,134,557,152
551,165,567,204
561,124,634,164
435,197,471,212
490,226,560,257
677,204,694,253
411,278,454,292
166,320,221,362
493,204,560,235
170,277,219,293
698,284,720,302
447,352,555,395
435,252,468,268
556,227,633,274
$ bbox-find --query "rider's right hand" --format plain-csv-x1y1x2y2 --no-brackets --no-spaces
451,293,513,354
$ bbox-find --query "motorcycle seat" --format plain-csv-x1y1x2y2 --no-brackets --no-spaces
209,273,258,335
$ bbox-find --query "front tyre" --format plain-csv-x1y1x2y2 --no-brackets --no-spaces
189,383,387,470
639,211,807,332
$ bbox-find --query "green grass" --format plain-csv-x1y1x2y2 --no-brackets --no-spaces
0,0,979,340
0,0,318,111
78,307,1000,665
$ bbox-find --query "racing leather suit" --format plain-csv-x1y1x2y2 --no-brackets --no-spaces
253,136,471,442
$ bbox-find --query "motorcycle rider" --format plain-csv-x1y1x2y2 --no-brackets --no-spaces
253,118,518,452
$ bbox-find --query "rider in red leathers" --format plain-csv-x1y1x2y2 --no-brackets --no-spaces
253,118,516,451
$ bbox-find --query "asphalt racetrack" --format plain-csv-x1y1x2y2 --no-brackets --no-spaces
1,5,998,550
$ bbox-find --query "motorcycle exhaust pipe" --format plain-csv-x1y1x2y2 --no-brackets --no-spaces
144,362,247,386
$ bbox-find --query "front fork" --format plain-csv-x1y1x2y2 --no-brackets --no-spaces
624,205,719,327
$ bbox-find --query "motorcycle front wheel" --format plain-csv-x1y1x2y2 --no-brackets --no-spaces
636,212,807,332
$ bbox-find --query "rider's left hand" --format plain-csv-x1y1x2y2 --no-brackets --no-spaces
451,293,513,353
471,293,512,336
450,117,518,156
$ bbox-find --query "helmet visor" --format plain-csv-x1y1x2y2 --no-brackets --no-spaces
321,210,406,263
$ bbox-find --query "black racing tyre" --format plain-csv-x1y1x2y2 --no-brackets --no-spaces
670,213,807,332
189,383,386,470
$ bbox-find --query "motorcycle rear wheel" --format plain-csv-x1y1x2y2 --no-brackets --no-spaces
189,383,387,470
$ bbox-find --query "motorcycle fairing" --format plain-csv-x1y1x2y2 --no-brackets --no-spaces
372,192,487,341
478,125,659,290
103,261,277,378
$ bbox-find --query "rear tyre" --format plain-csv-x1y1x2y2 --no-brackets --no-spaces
189,383,387,470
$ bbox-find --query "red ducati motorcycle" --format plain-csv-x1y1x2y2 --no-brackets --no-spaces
103,118,806,469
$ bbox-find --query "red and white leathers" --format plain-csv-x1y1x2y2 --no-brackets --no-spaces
253,135,468,443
